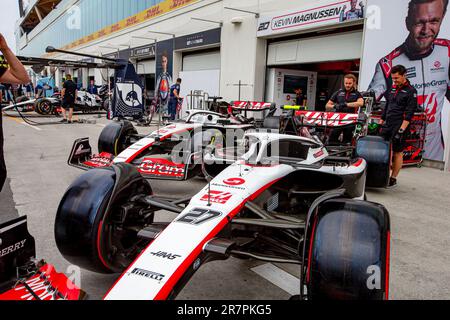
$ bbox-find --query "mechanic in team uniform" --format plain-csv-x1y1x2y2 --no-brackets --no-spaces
0,33,30,192
326,74,364,145
61,74,78,124
168,78,182,121
380,65,418,188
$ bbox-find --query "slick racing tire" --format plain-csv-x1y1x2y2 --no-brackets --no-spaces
55,163,153,274
306,199,390,300
35,98,54,115
356,136,391,188
98,120,138,156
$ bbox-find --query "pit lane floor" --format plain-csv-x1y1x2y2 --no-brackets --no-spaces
1,112,450,300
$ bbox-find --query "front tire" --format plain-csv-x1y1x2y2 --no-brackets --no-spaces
98,121,137,156
306,199,390,300
55,163,153,273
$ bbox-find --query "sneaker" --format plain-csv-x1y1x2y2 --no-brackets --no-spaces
387,177,398,189
60,119,67,123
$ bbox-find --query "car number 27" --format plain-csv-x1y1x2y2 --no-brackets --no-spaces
176,208,223,226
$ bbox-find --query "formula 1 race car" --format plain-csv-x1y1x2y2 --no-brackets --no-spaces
68,101,274,181
54,130,391,300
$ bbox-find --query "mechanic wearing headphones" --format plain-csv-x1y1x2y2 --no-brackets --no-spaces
0,33,30,192
380,65,418,188
326,74,364,144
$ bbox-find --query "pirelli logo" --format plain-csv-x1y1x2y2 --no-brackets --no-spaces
131,268,165,281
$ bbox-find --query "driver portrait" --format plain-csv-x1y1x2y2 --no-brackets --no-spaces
340,0,365,22
155,51,172,114
369,0,450,161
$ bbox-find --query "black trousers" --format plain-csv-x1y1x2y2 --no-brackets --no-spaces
0,107,6,192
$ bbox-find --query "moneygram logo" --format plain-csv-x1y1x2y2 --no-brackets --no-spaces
223,178,245,186
413,80,447,90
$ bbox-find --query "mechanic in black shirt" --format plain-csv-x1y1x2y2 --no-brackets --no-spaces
294,88,307,108
0,33,31,192
61,74,78,124
326,74,364,144
380,65,418,188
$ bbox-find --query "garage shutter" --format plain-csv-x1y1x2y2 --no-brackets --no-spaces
136,59,156,74
267,31,363,65
182,51,221,71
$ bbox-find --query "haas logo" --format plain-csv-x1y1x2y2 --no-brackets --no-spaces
419,93,438,124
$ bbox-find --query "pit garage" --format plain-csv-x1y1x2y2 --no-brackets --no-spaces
264,27,364,111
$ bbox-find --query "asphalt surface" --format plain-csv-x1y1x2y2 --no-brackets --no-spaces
1,111,450,300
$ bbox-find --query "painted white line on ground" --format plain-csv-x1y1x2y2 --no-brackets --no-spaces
20,121,42,131
251,263,300,296
96,123,106,127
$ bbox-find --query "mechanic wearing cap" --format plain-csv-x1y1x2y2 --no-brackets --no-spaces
0,33,30,192
380,65,418,188
326,74,364,144
61,74,78,124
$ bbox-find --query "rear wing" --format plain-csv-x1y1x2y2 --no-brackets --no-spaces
295,111,360,127
230,101,276,111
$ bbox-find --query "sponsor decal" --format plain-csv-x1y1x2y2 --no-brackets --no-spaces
150,251,181,260
130,268,165,281
176,208,223,225
211,182,245,191
139,158,185,177
46,0,200,54
258,21,270,31
84,152,114,168
75,144,91,156
434,61,442,68
0,240,26,258
413,80,447,90
418,94,439,124
232,101,273,110
200,191,233,204
0,264,82,301
295,111,359,127
223,178,245,186
313,150,325,158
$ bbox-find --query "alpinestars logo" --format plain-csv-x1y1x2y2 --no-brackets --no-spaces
130,268,165,281
200,191,232,204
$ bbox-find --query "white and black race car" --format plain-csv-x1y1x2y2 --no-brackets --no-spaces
53,130,391,300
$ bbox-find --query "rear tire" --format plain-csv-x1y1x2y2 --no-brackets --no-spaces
356,136,391,188
98,121,137,156
307,199,390,300
35,99,53,115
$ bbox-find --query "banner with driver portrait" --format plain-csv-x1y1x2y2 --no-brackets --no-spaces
360,0,450,165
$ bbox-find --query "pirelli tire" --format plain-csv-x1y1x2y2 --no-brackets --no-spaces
55,163,153,274
306,199,390,300
356,136,391,188
98,120,138,156
34,98,54,115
